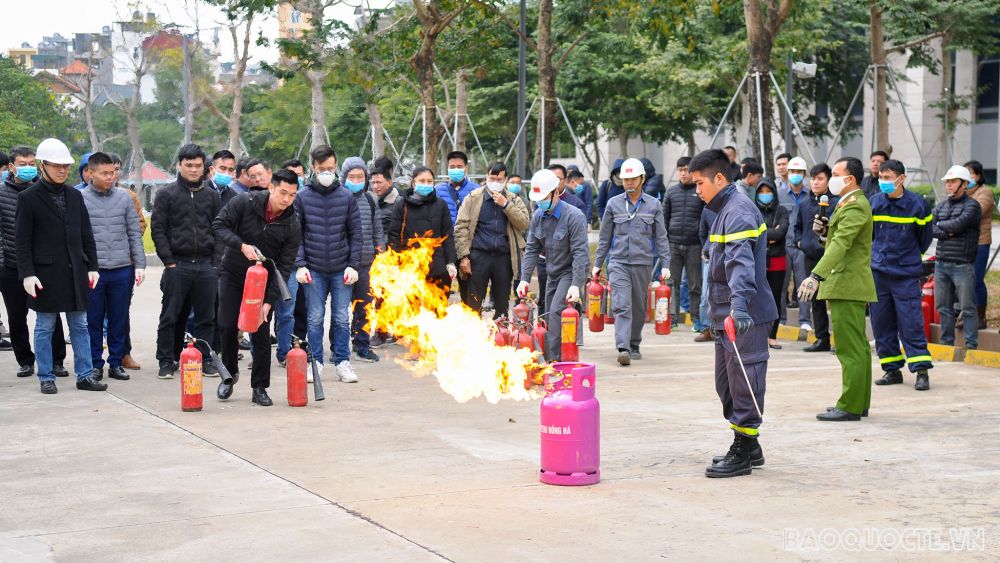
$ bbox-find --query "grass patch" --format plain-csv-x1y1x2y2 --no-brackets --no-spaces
987,270,1000,327
142,224,155,254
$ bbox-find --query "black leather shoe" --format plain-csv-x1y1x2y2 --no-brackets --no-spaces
817,408,861,421
158,362,175,379
914,370,930,391
875,369,903,385
713,438,765,467
76,377,108,391
706,433,756,478
108,366,130,381
0,338,12,351
53,364,69,377
804,340,831,352
252,387,273,406
828,406,868,417
40,380,57,394
217,377,235,400
92,367,104,381
17,364,34,378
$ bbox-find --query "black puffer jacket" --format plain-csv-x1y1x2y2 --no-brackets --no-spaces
151,176,223,266
212,190,302,306
388,188,457,278
662,182,704,246
794,191,839,261
933,194,981,264
0,178,33,269
753,181,789,259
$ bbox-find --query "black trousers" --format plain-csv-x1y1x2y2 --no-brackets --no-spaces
218,271,272,388
465,249,514,318
766,269,786,339
537,259,548,318
294,283,307,340
156,261,217,365
1,265,65,367
669,243,702,325
804,257,830,341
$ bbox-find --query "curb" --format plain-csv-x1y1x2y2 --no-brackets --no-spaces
964,349,1000,368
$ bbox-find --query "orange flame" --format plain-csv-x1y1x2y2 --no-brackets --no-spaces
365,236,549,403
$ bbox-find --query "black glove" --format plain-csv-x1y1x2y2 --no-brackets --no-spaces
731,309,753,336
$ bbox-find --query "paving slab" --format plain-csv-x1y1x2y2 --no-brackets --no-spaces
1,266,999,561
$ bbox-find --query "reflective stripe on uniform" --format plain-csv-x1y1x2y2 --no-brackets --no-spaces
730,423,759,436
709,223,767,244
872,214,933,226
906,355,932,364
879,354,905,365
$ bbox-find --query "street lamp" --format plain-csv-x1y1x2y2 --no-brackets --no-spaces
784,53,817,154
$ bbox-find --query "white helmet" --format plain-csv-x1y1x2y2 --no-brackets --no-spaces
941,164,972,183
787,156,807,172
36,138,74,165
619,158,645,179
529,169,560,202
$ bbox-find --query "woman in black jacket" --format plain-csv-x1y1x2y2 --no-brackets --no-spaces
388,166,458,295
754,178,789,349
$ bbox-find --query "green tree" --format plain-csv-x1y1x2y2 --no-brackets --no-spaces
0,56,75,151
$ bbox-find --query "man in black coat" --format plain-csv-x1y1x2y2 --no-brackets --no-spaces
151,144,223,379
212,169,302,406
15,138,105,394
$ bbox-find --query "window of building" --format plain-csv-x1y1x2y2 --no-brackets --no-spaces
291,10,301,24
976,54,999,122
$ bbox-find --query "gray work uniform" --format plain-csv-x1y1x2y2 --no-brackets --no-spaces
520,200,589,361
594,192,671,353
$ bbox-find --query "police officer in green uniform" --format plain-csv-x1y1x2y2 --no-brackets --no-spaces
798,157,876,421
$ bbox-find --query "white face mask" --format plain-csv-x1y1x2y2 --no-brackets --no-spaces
828,175,847,196
486,181,503,192
316,171,336,187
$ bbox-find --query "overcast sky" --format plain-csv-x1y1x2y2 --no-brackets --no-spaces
2,0,386,66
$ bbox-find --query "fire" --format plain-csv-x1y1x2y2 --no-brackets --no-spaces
365,236,549,403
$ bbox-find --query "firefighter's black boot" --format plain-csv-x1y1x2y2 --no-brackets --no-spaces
874,369,903,386
706,432,755,478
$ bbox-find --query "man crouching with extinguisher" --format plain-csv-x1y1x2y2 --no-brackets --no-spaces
212,169,302,406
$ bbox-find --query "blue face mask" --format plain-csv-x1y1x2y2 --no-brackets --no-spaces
15,165,38,182
414,184,434,197
345,179,365,194
756,192,775,205
508,183,522,194
213,171,233,187
448,168,465,183
536,196,557,212
0,170,7,183
968,179,977,189
573,183,584,195
878,180,897,194
789,173,804,186
297,177,304,189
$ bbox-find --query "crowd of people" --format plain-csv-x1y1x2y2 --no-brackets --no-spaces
1,135,995,474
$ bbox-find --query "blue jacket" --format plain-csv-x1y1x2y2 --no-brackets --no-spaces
435,177,477,223
794,191,839,261
571,180,595,221
705,185,778,336
597,158,626,220
870,189,933,278
294,182,362,274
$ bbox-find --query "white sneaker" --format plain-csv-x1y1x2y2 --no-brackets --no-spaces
800,322,813,331
336,361,358,383
308,362,322,383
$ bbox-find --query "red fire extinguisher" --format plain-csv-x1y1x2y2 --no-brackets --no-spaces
655,282,672,335
587,275,605,333
512,301,531,324
287,337,308,407
531,319,547,357
561,304,580,361
180,339,203,412
238,261,269,333
921,276,936,338
511,323,532,350
603,279,614,324
494,316,511,347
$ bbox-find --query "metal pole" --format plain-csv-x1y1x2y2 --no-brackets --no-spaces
886,69,936,197
516,0,527,177
769,72,818,165
709,73,750,149
785,55,794,153
754,72,767,177
944,88,951,165
871,64,878,154
825,65,873,163
182,35,193,145
452,112,459,151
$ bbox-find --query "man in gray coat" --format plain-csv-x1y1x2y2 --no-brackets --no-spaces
594,158,671,366
81,152,146,381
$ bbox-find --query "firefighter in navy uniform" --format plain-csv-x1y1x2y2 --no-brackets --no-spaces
869,159,934,390
690,149,777,478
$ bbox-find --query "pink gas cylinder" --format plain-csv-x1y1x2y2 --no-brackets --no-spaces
539,362,600,486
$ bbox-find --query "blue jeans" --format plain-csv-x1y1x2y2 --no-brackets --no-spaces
935,260,978,349
306,270,352,365
88,266,133,369
275,271,298,362
699,257,710,329
679,273,690,312
36,311,92,381
974,243,989,307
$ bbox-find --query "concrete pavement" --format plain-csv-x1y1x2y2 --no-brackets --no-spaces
2,266,999,561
